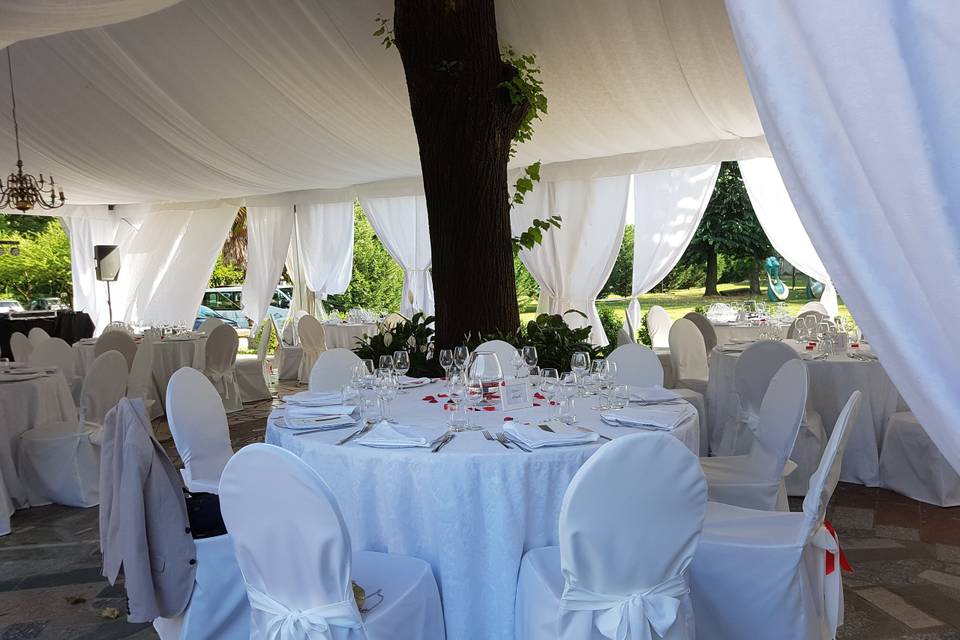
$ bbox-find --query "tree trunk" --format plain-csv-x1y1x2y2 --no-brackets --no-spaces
394,0,525,348
704,247,719,296
749,269,761,295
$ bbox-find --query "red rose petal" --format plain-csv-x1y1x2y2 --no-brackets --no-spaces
533,392,546,400
437,393,449,398
504,416,514,421
422,395,436,402
533,403,542,407
482,406,496,411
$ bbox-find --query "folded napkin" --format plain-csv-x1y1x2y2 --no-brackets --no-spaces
283,391,343,406
0,370,48,382
503,420,599,448
717,344,749,353
399,376,431,389
601,404,694,431
356,422,448,448
281,414,357,430
629,385,679,403
286,404,359,420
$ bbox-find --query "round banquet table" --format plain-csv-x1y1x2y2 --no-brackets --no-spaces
322,322,378,350
711,321,787,347
73,337,206,417
267,382,699,640
0,370,76,508
706,339,901,486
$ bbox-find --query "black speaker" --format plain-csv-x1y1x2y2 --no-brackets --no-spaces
94,245,120,281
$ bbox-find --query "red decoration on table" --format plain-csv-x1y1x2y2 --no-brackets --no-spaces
504,416,514,421
422,395,439,404
482,406,496,411
533,392,546,400
437,393,449,398
823,520,852,575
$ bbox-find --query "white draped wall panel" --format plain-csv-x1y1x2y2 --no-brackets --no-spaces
726,0,960,475
738,158,839,317
295,201,355,297
60,206,118,333
625,165,720,333
513,176,631,346
358,187,433,317
241,204,295,326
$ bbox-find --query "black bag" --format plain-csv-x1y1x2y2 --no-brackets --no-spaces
183,490,227,539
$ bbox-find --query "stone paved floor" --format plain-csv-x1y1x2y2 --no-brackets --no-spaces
1,380,958,639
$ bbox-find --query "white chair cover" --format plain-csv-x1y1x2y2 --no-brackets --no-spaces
682,313,717,354
474,340,519,377
18,350,128,507
615,327,632,347
668,319,708,395
94,330,138,371
797,301,830,318
219,444,446,640
9,331,32,362
309,349,362,392
880,411,960,507
28,337,77,385
197,317,224,335
607,344,664,388
690,392,862,640
237,320,273,403
0,471,11,536
700,359,807,511
166,367,234,494
646,306,671,349
202,325,242,413
298,315,327,384
515,433,707,640
273,317,302,381
28,326,50,346
126,336,155,406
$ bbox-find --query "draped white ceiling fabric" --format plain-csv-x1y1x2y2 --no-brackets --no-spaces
513,175,631,347
738,158,839,317
241,204,295,326
625,164,720,334
726,0,960,476
0,0,763,205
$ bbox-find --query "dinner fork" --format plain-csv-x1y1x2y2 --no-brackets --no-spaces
497,432,531,452
432,433,455,452
337,423,373,445
483,429,510,449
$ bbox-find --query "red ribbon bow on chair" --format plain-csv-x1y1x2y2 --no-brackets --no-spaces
823,520,852,575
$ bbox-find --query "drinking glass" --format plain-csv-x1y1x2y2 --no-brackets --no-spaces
393,350,410,377
541,367,560,414
467,351,504,400
453,345,470,371
439,349,454,379
379,354,394,371
593,360,615,410
375,373,398,421
448,374,467,432
529,365,541,394
571,352,590,395
464,375,484,430
558,372,579,424
360,389,382,424
522,346,538,369
361,359,375,376
510,349,526,379
612,385,630,410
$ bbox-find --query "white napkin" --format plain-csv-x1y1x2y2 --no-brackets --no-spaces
286,404,358,420
283,391,343,406
601,404,694,431
282,414,357,430
398,376,431,389
0,370,48,382
717,344,749,353
629,385,679,403
356,422,448,448
503,420,598,448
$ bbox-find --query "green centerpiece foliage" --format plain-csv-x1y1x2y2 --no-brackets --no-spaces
353,312,444,378
467,313,602,372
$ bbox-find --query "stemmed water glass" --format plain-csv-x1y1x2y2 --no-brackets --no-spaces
558,372,579,424
540,368,559,415
379,354,394,371
439,349,454,379
571,351,590,396
453,345,470,373
522,346,538,371
510,349,526,379
393,350,410,392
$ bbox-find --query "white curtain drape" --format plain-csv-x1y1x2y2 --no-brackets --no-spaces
738,158,838,317
294,201,355,298
513,175,631,346
60,206,118,333
358,187,433,317
726,0,960,475
241,204,295,326
625,165,720,334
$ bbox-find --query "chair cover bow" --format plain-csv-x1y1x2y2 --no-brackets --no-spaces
246,583,363,640
205,369,237,400
811,520,850,637
560,572,688,640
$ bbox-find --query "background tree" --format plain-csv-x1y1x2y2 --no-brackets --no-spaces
686,162,771,296
0,220,72,302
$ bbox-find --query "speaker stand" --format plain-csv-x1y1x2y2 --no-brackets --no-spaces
106,280,114,324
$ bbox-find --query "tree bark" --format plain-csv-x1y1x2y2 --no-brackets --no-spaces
704,247,719,296
394,0,525,348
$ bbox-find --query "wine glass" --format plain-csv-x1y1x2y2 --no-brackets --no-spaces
453,345,470,371
510,349,526,379
529,365,541,394
379,354,394,371
439,349,454,379
393,350,410,392
522,346,538,370
541,368,559,414
558,372,579,424
571,351,590,395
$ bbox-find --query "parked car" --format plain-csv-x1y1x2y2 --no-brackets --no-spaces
0,299,24,314
28,297,67,311
199,285,293,330
193,305,240,332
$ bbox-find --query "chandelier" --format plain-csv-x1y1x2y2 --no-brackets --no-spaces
0,47,65,212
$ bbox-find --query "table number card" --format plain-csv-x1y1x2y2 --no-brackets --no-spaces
500,379,533,411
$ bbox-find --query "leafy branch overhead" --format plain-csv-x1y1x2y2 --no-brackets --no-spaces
373,14,396,49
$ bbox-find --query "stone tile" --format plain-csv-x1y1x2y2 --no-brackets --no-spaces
876,524,922,542
921,570,960,591
0,584,103,626
0,622,47,640
855,586,943,629
832,505,876,531
844,537,904,550
891,584,960,630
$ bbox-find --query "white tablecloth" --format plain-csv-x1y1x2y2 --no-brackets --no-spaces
0,373,76,507
322,322,378,350
711,322,787,347
267,382,698,640
74,338,206,417
706,340,901,486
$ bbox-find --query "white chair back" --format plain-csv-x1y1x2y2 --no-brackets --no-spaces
474,340,518,375
166,367,234,493
10,331,32,362
219,444,363,637
607,343,664,387
291,310,309,345
646,306,671,349
204,325,239,374
28,337,75,379
80,351,129,427
126,336,155,403
797,301,830,317
735,340,799,420
615,326,632,347
94,331,138,371
309,348,361,391
801,391,862,540
197,317,224,335
254,320,272,364
559,433,707,640
683,312,717,354
668,318,708,382
747,359,807,483
298,315,326,354
28,326,50,346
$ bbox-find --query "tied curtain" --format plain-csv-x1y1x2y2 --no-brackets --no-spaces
738,158,839,317
625,165,721,336
358,188,434,318
294,201,355,300
726,0,960,475
60,206,119,333
513,175,631,346
241,204,294,326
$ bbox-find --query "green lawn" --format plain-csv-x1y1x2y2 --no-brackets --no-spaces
519,280,848,326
